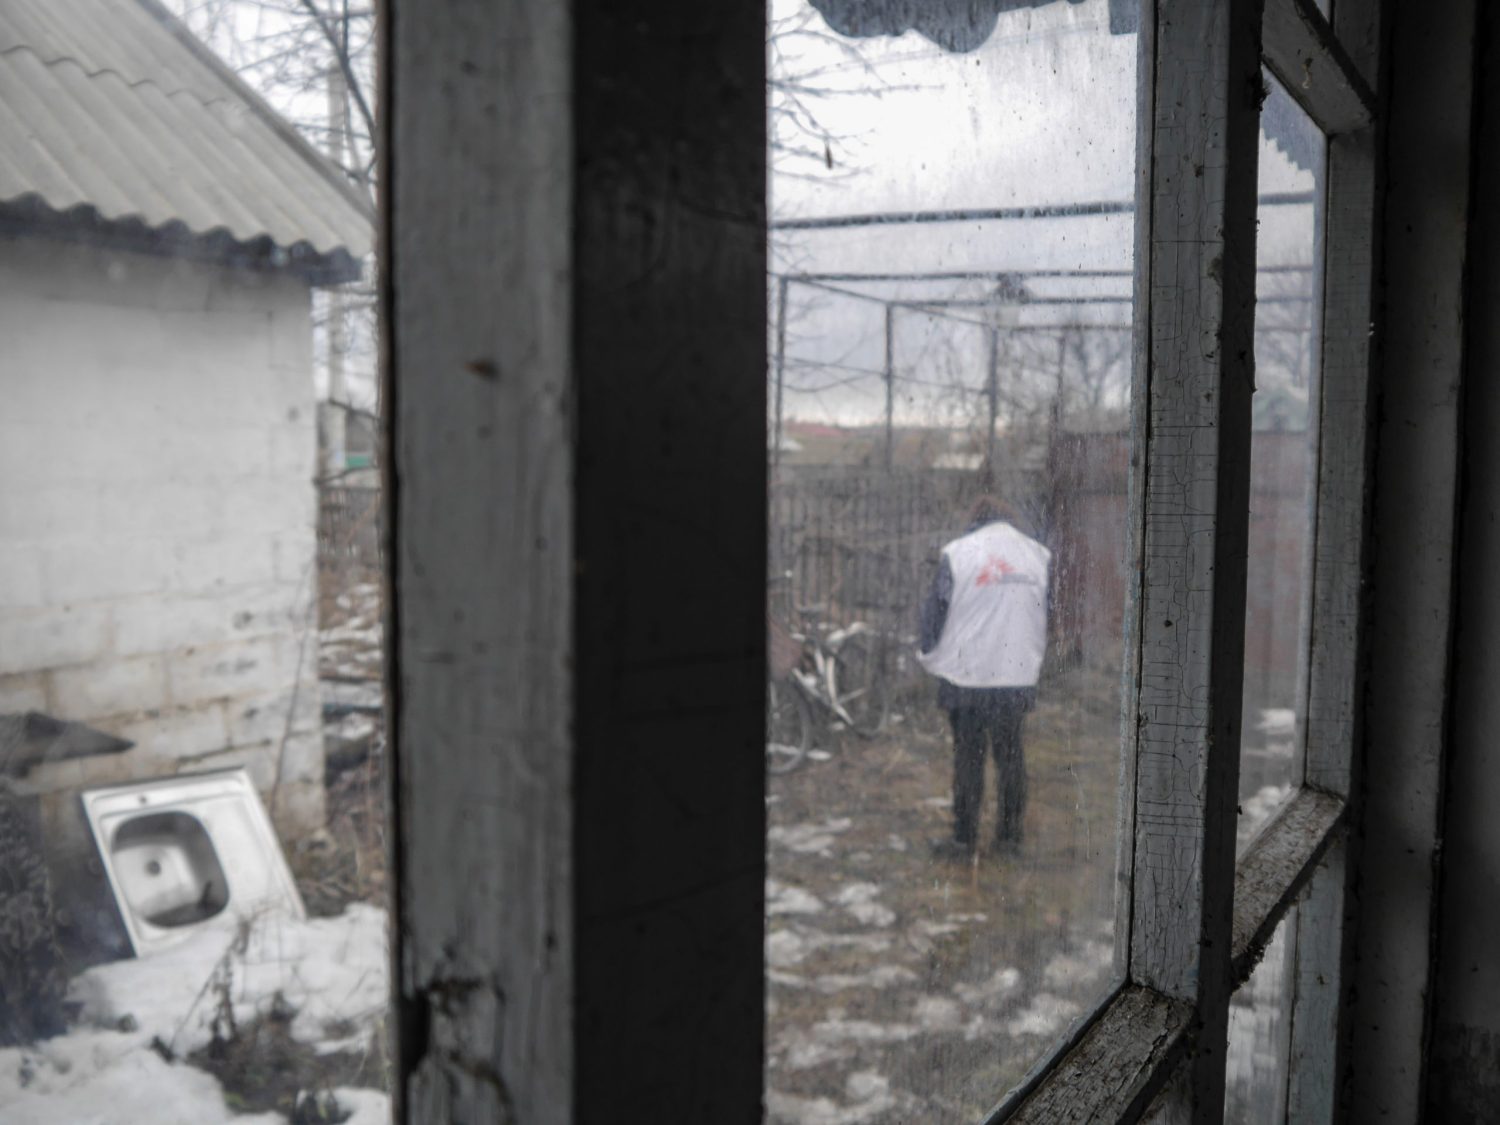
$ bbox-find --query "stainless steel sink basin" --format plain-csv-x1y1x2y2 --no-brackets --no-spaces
82,768,305,956
109,811,229,928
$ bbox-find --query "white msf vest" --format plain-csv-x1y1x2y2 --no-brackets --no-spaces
917,521,1050,688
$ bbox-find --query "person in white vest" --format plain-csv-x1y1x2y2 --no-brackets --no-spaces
917,496,1050,861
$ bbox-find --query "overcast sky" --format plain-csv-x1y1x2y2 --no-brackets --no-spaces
770,0,1318,428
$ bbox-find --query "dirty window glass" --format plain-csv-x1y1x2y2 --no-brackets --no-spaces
1225,906,1299,1122
1237,75,1326,854
0,2,388,1121
766,1,1140,1118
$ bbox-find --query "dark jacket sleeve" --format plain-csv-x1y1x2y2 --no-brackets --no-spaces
919,554,954,654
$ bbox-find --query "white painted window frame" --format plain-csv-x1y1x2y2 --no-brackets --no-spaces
995,0,1381,1119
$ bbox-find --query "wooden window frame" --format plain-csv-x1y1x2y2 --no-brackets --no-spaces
377,0,1464,1121
998,0,1381,1119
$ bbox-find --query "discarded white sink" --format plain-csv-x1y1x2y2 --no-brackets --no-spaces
82,768,306,957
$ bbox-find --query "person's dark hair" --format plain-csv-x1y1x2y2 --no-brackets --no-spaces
968,494,1021,525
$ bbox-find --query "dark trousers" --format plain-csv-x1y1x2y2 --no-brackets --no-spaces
945,686,1034,848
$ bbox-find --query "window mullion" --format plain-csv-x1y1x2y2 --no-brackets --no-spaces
1282,0,1384,1116
1126,0,1264,1118
1261,0,1374,136
1230,788,1343,976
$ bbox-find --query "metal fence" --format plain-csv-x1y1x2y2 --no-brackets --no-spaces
318,485,382,574
769,467,996,637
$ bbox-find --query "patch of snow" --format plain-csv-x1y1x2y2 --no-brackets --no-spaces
0,1030,284,1125
321,679,384,712
918,796,951,809
769,817,854,856
911,995,964,1032
767,926,894,968
1005,992,1082,1038
767,880,825,916
807,749,833,762
809,1017,917,1045
1041,940,1113,991
885,833,908,853
809,965,917,994
953,967,1022,1008
70,904,388,1057
329,712,377,743
1256,708,1296,737
767,930,807,969
333,1086,391,1125
834,883,896,928
767,1070,897,1123
905,917,964,954
776,1033,852,1071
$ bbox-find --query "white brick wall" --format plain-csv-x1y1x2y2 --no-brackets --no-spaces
0,237,326,834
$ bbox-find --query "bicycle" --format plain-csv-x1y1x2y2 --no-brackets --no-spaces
767,603,892,774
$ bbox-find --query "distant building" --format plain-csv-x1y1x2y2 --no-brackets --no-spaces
0,0,371,845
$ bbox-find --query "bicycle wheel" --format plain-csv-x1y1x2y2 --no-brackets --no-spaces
833,632,890,737
767,678,812,774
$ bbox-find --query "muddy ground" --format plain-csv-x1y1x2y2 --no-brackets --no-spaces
766,662,1124,1124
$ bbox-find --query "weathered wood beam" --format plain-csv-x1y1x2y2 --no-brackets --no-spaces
1286,0,1384,1116
1003,985,1193,1124
384,0,766,1121
1345,0,1478,1117
384,1,573,1119
1126,0,1265,1117
1229,787,1342,977
1262,0,1375,135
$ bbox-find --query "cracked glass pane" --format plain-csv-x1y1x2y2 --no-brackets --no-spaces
766,1,1140,1118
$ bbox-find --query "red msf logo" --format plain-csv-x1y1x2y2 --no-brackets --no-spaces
974,555,1018,586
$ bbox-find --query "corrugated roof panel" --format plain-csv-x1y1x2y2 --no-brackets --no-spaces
0,0,372,260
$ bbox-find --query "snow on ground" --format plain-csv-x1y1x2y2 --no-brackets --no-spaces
833,883,896,928
767,1069,902,1125
0,905,390,1124
1004,992,1083,1039
769,817,854,856
1255,708,1296,738
768,879,827,916
952,967,1021,1007
0,1030,284,1125
768,926,895,968
70,903,388,1056
334,1086,393,1125
1041,939,1113,992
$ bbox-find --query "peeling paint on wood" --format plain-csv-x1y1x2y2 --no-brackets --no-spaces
1005,985,1192,1124
1125,0,1265,1115
1229,787,1341,976
385,1,575,1121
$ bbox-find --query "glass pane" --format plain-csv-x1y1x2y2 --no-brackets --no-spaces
766,0,1140,1118
1238,75,1327,853
1225,907,1299,1122
0,2,388,1121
